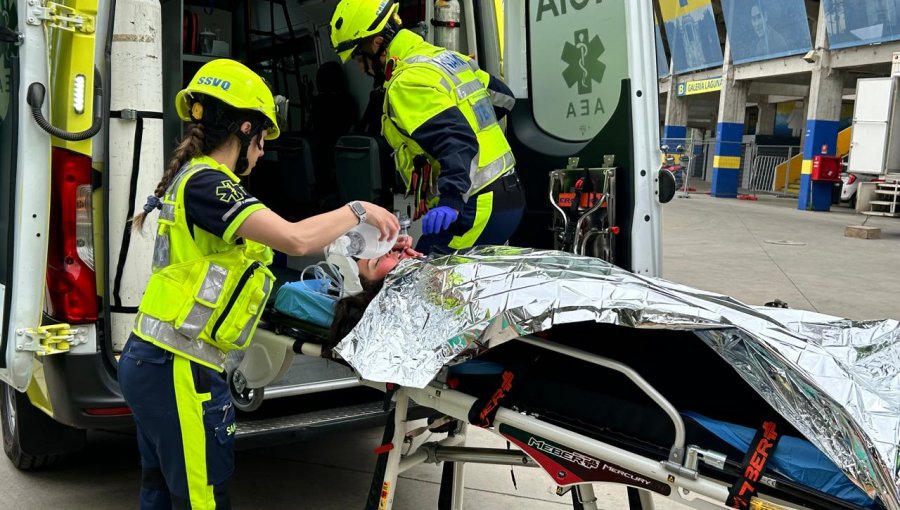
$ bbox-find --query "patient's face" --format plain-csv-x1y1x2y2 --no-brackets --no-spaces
357,251,404,283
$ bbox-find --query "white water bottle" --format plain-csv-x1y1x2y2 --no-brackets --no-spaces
335,223,397,259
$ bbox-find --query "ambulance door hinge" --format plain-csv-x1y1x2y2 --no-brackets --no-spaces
16,323,86,356
26,1,95,34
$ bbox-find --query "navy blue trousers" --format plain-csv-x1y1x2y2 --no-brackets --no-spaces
119,335,234,509
417,171,526,255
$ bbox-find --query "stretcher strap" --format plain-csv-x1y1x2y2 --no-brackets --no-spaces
467,370,516,428
727,420,782,509
405,415,454,440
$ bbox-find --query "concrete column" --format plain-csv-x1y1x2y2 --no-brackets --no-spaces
798,1,843,211
712,40,748,198
663,76,689,148
756,101,776,136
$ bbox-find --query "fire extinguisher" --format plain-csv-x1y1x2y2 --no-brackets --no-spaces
433,0,461,52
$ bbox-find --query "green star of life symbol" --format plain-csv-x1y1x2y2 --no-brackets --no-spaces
561,29,605,95
216,180,246,203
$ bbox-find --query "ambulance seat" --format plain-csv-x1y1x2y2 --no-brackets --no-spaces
248,135,316,221
334,135,383,205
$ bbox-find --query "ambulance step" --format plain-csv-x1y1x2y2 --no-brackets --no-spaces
874,189,900,196
234,401,417,449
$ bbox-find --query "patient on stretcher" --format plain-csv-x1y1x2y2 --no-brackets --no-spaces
272,235,421,351
268,247,899,509
325,256,398,349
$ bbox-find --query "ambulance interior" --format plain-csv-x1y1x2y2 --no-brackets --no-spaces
164,0,478,239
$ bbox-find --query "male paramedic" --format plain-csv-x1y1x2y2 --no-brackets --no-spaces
329,0,526,254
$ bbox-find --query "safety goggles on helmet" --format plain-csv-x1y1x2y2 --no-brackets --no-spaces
274,94,289,130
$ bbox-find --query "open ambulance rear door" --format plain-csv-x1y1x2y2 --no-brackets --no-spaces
500,0,664,276
1,0,104,390
1,0,55,391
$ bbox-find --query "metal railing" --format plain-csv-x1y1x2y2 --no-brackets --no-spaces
687,142,801,197
749,145,801,197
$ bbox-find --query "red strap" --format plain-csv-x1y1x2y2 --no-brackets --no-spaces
726,421,781,509
374,443,394,455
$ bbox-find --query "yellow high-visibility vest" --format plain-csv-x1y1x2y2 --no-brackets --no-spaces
133,157,274,371
382,31,515,203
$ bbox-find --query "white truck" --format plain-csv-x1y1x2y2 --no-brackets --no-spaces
847,73,900,215
0,0,664,468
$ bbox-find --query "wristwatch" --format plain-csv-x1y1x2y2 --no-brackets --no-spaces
348,201,366,225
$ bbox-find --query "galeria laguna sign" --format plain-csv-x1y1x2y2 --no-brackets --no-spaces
676,77,723,96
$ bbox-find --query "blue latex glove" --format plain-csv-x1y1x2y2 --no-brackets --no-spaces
421,206,459,235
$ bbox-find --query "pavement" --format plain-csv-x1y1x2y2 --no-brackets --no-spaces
2,191,899,509
663,185,900,320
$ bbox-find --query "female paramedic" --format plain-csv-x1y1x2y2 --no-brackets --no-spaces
329,0,526,255
117,58,400,510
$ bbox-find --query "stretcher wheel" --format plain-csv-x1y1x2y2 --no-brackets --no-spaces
228,369,265,412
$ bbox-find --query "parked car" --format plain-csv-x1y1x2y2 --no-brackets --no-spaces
840,172,878,208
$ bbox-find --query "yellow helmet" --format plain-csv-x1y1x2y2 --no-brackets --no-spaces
330,0,400,63
175,59,282,140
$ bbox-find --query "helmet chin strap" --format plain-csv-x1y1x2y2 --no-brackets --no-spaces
229,120,265,176
361,44,388,88
361,21,398,89
233,134,252,175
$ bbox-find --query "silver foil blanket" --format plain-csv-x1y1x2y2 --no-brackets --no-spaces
333,246,900,506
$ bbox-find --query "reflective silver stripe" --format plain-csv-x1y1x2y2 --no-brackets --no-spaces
177,302,214,340
137,313,226,369
198,264,228,304
221,197,260,222
404,55,432,65
432,51,470,75
404,52,466,86
152,164,214,272
465,151,516,201
179,263,228,339
152,232,170,270
467,58,480,72
438,78,453,93
232,275,272,350
471,96,499,131
490,90,516,112
160,203,175,222
456,79,484,101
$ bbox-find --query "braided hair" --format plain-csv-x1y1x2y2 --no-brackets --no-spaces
132,95,269,231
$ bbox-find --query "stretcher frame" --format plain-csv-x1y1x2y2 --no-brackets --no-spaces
240,325,873,510
359,335,807,510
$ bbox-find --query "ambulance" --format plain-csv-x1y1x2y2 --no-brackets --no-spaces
0,0,666,466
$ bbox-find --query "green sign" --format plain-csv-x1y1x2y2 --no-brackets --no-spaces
529,0,627,141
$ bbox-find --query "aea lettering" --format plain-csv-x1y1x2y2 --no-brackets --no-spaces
567,97,605,119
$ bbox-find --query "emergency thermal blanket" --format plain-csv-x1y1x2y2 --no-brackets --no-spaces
333,246,900,507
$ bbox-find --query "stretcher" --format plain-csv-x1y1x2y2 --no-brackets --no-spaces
233,278,891,510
